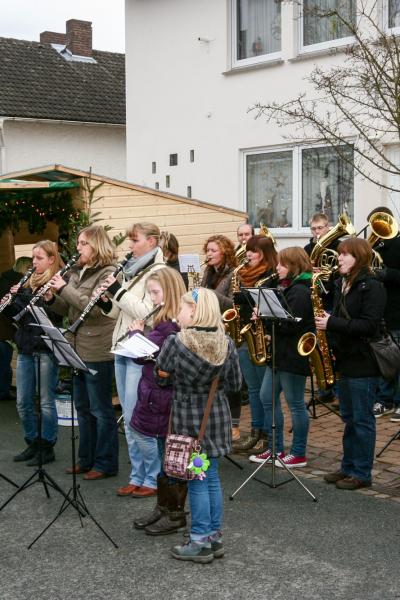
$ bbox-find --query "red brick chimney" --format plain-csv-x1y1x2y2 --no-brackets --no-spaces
40,31,67,45
66,19,92,57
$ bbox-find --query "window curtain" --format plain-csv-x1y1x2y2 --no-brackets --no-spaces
303,0,355,46
301,146,354,227
389,0,400,28
247,152,293,228
237,0,281,59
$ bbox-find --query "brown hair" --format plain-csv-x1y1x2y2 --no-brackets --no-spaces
337,237,372,286
310,212,329,226
202,234,237,269
278,247,312,277
78,225,116,267
159,231,179,263
146,267,186,326
126,222,160,243
28,240,64,291
246,235,278,270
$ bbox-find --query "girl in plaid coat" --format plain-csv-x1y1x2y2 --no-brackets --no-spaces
155,287,242,563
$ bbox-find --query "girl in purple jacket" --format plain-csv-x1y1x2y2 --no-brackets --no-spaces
122,267,186,503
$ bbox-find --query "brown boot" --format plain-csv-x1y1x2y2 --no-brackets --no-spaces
145,481,187,536
232,428,261,452
133,475,169,529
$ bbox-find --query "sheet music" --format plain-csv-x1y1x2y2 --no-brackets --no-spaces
179,254,201,273
246,288,291,319
112,332,159,359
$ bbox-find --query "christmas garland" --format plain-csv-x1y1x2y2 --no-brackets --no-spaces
0,190,80,236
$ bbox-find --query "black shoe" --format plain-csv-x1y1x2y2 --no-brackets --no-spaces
13,442,38,462
0,390,16,401
26,446,55,466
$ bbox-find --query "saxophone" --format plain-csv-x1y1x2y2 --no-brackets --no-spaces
222,259,249,347
240,272,278,366
297,271,335,391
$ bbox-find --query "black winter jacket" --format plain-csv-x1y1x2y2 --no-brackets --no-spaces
374,236,400,330
327,270,386,377
3,287,63,355
273,278,314,377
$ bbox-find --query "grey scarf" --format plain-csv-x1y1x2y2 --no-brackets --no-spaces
122,248,158,281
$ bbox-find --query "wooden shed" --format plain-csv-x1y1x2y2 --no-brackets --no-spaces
0,164,247,271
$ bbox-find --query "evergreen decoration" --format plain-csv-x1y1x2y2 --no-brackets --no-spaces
0,190,79,236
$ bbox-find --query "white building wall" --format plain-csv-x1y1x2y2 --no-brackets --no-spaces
2,119,126,181
125,0,391,245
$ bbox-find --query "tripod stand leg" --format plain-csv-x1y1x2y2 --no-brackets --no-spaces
376,429,400,458
224,455,244,470
0,473,19,488
0,470,38,511
273,455,317,502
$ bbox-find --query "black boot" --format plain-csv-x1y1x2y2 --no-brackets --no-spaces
145,481,187,536
133,476,169,530
13,439,38,462
26,440,55,466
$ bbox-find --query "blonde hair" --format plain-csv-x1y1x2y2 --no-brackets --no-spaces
126,222,160,243
146,267,186,326
78,225,116,267
181,287,224,332
28,240,64,291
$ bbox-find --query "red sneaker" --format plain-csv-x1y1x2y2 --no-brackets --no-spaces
249,450,285,464
275,454,307,468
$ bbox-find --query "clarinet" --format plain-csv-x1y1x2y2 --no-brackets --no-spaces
114,302,165,345
68,251,134,334
0,266,37,314
13,254,80,322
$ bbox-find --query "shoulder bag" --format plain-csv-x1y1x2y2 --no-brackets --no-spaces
164,377,219,480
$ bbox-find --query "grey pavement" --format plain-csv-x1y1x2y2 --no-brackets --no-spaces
0,399,399,600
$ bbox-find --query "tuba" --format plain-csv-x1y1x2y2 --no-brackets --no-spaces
366,211,398,269
310,213,356,269
297,271,335,391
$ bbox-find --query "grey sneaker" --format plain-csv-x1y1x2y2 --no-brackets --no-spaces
171,540,214,563
210,531,224,558
390,407,400,422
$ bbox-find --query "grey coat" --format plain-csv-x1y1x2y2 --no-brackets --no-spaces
155,329,242,457
50,264,116,362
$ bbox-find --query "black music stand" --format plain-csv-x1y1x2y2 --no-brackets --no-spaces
0,473,19,488
376,428,400,457
0,307,75,521
25,307,118,549
230,287,317,502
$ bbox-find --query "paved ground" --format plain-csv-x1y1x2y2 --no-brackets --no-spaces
1,397,400,600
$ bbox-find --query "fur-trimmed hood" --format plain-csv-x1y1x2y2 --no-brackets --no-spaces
178,328,228,366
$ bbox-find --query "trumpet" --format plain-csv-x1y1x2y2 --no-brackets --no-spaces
14,255,79,322
68,251,133,334
115,302,165,344
0,266,36,314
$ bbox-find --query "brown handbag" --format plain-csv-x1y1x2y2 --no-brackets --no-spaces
163,377,219,480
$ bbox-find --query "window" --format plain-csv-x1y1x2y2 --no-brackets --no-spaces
152,161,156,174
302,0,356,49
166,175,170,188
190,149,195,163
155,182,159,190
187,186,192,198
233,0,282,66
169,153,178,166
388,0,400,28
245,145,354,230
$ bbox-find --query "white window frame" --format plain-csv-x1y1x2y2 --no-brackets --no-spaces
299,0,356,55
242,143,354,233
230,0,282,69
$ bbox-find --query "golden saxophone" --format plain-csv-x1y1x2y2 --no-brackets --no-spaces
240,272,278,366
297,271,335,391
222,258,249,347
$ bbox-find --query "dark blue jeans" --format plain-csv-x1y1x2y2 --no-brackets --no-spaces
238,344,267,431
0,341,13,399
338,376,378,482
73,361,118,474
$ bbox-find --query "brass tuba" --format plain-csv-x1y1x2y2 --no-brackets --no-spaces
310,213,356,269
297,271,335,391
366,211,398,269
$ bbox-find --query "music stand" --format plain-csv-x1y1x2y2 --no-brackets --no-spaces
230,287,317,503
0,473,19,488
15,307,117,549
0,307,76,518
